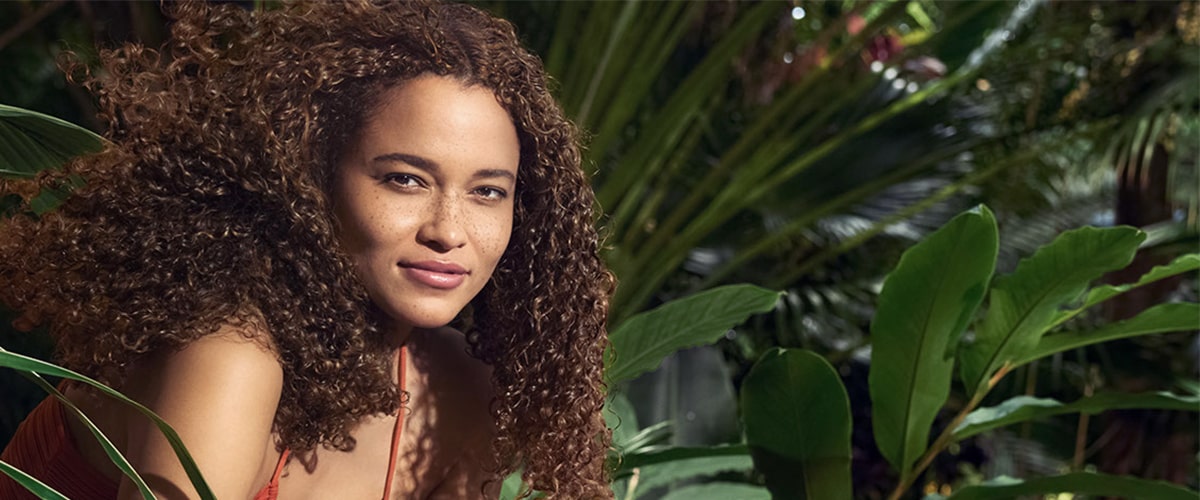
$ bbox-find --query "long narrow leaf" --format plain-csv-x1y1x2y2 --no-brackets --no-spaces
616,444,749,473
870,206,998,478
941,472,1198,500
959,226,1145,395
605,284,779,385
1051,253,1200,327
17,371,156,500
953,391,1200,440
0,460,70,500
1017,302,1200,366
0,348,216,500
628,455,754,498
0,104,103,178
742,349,852,500
659,483,770,500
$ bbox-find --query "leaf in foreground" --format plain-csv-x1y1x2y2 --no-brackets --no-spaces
741,348,852,500
0,348,216,500
959,226,1144,395
0,459,69,500
870,205,997,476
605,284,779,385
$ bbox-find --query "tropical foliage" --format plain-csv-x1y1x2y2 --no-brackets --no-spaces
1,0,1197,499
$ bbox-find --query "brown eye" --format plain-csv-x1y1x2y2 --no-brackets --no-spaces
473,186,507,201
383,173,425,189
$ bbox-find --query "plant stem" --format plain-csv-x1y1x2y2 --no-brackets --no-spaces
886,363,1013,500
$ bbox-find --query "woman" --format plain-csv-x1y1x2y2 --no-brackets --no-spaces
0,1,613,498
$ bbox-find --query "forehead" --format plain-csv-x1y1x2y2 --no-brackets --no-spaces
352,75,520,170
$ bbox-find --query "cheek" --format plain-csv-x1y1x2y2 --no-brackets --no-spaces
477,213,513,267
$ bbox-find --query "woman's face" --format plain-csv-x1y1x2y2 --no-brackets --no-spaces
331,75,519,331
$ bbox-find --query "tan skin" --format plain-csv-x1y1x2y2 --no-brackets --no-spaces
60,76,519,499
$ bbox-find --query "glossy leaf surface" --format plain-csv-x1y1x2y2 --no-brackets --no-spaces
742,348,851,500
959,226,1145,394
606,284,779,385
870,205,997,475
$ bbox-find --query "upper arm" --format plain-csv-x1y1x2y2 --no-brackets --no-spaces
116,325,283,500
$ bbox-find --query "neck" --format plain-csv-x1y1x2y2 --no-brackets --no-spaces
380,320,414,350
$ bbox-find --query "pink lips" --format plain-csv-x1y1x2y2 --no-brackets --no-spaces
400,260,469,290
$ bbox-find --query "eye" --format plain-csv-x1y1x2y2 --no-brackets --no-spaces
382,173,425,189
473,186,508,201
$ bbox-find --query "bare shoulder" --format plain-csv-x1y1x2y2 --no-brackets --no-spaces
112,321,284,499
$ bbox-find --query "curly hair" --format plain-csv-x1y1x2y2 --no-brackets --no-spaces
0,1,613,497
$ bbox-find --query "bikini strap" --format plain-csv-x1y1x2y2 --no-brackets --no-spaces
380,345,407,500
271,448,290,484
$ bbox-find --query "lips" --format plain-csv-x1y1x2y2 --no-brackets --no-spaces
399,260,469,290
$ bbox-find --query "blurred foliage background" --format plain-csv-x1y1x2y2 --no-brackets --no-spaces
1,1,1197,498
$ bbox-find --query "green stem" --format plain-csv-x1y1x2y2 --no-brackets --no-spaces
887,363,1013,500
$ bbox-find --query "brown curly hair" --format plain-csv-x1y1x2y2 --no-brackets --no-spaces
0,1,613,497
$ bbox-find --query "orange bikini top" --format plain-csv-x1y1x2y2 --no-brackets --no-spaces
255,345,408,500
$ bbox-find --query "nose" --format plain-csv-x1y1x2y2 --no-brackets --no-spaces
416,193,467,252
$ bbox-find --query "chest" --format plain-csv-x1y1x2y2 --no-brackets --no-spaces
272,404,456,500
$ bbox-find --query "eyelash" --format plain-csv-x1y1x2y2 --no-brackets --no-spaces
382,173,508,201
382,173,425,189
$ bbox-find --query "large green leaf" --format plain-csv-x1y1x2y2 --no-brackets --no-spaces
953,391,1200,440
0,104,103,178
1016,302,1200,367
741,348,852,500
1051,253,1200,327
0,348,216,500
0,459,69,500
959,226,1145,395
605,284,779,385
936,472,1198,500
870,205,998,477
659,483,770,500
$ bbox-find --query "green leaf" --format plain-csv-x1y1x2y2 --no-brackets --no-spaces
607,392,641,450
943,472,1198,500
741,348,852,500
616,444,749,477
869,205,998,477
499,470,527,500
0,348,216,500
0,459,70,500
959,226,1145,395
605,284,780,385
17,372,156,500
1016,302,1200,367
1053,253,1200,326
953,391,1200,440
0,104,103,178
659,482,770,500
630,455,754,497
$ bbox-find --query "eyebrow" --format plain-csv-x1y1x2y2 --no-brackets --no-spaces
372,152,516,182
